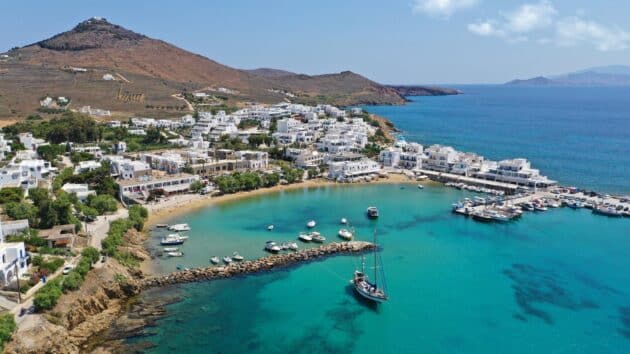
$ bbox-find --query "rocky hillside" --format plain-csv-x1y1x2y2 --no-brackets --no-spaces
0,17,417,119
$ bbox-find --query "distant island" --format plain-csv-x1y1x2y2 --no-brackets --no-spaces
506,65,630,86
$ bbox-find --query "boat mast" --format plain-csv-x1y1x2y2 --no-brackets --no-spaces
373,228,378,285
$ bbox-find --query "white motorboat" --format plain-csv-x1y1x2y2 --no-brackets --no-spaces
366,207,379,219
338,228,353,240
160,235,186,246
288,242,299,251
210,256,220,264
168,223,191,232
265,241,281,253
417,184,424,189
267,224,274,231
232,252,244,261
223,256,232,264
167,251,184,257
163,247,179,252
310,232,326,243
306,220,316,228
340,218,348,225
298,232,312,242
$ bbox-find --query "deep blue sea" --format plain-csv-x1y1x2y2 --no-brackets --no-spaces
365,86,630,194
120,86,630,354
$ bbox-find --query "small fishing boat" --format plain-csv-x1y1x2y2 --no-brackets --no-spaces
310,232,326,243
338,228,353,240
417,184,424,189
223,256,233,264
265,241,281,253
367,206,379,219
288,242,299,251
306,220,316,228
163,247,179,252
471,211,494,222
534,204,548,212
351,229,388,303
210,256,220,264
267,224,274,231
340,218,348,225
168,223,191,232
232,252,244,261
167,251,184,257
298,232,312,242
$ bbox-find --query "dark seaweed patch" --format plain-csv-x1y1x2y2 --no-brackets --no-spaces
618,307,630,339
504,264,598,324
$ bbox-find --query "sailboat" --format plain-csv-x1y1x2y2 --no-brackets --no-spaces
351,229,388,303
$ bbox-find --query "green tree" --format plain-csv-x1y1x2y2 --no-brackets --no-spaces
4,202,38,225
88,194,118,214
190,180,204,193
37,144,66,162
81,247,100,265
62,271,83,292
0,187,23,204
33,279,62,311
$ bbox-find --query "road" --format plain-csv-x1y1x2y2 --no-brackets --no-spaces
87,208,129,250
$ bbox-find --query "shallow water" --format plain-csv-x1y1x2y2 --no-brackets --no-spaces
131,184,630,353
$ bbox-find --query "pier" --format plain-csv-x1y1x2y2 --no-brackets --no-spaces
139,241,374,289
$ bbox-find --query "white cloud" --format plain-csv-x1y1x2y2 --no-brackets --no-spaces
412,0,479,18
555,17,630,51
467,21,505,37
504,1,557,33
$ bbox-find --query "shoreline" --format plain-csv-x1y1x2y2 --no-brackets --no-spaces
144,173,418,228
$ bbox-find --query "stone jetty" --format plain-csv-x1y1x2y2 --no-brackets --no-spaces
140,241,374,289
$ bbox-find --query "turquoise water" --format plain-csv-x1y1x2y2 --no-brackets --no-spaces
132,184,630,353
364,86,630,194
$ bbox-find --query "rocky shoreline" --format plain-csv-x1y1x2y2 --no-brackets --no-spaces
5,241,373,353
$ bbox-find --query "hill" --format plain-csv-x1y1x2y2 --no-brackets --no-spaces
506,65,630,86
2,17,453,119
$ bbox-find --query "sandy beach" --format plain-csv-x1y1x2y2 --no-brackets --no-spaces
143,173,419,228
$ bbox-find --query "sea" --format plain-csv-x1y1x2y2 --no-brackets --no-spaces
121,86,630,353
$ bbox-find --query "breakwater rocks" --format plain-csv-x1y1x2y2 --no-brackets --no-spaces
140,241,374,289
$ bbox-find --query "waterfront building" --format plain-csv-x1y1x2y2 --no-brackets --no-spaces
422,144,458,172
475,158,556,187
328,158,380,181
285,148,324,169
118,172,200,198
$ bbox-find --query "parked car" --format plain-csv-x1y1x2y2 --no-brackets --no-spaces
62,265,74,275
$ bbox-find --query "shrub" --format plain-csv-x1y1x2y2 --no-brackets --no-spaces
0,313,16,350
31,255,43,267
0,187,23,204
114,251,139,268
33,279,63,311
88,194,118,214
62,271,83,292
81,247,100,265
38,257,65,273
75,258,91,277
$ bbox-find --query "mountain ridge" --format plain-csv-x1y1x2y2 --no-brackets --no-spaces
0,17,455,119
506,65,630,86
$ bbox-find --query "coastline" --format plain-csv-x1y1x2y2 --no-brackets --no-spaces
144,173,417,229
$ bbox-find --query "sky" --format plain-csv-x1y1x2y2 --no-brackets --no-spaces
1,0,629,84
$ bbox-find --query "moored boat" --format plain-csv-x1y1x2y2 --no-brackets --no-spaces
351,229,388,303
340,218,348,225
298,232,312,242
267,224,274,231
163,247,179,252
338,228,353,240
223,256,232,264
306,220,316,228
160,235,186,246
167,251,184,257
265,241,281,253
593,205,623,217
471,211,494,222
156,224,168,228
210,256,220,264
366,206,379,219
417,184,424,189
310,232,326,243
168,223,191,232
232,252,244,261
288,242,299,250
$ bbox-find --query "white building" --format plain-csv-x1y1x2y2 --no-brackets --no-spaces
61,183,96,201
235,151,269,170
475,158,556,187
141,153,186,174
422,145,458,172
328,158,380,181
74,160,102,174
286,148,324,169
18,133,48,151
0,134,12,160
0,221,28,286
118,173,200,198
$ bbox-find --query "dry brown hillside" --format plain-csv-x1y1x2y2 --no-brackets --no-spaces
0,17,455,120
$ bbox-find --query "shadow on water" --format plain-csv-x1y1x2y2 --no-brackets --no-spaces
618,307,630,339
504,263,599,325
345,284,380,312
